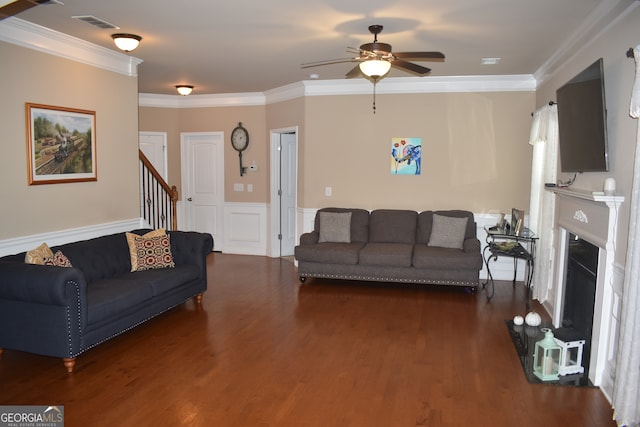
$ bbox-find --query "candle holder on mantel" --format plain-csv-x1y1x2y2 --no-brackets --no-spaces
533,328,561,381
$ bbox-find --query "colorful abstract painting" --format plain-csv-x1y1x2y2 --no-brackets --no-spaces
391,137,422,175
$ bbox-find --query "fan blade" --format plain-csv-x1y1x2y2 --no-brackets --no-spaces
394,51,445,62
0,0,39,20
345,65,361,79
301,58,357,68
391,59,431,75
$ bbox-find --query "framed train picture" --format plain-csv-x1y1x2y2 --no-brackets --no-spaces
26,103,97,185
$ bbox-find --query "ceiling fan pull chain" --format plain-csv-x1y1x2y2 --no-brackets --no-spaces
372,80,377,114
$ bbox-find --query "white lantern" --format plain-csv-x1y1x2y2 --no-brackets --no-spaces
555,337,586,376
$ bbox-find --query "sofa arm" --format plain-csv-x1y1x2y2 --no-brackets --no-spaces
463,238,481,254
299,231,319,245
0,261,87,306
168,230,213,267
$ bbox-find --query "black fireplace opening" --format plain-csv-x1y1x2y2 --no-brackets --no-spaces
557,233,599,375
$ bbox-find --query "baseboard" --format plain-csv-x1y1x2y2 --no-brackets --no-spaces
0,218,146,257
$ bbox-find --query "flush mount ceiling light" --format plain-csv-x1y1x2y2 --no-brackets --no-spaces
175,85,194,96
111,33,141,52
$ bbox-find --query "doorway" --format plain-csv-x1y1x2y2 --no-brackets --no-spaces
270,127,298,257
139,131,168,180
180,132,225,251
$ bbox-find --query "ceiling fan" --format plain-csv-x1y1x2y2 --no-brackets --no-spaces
0,0,62,21
302,24,445,81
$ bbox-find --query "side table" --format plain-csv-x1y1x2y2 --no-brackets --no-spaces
483,226,537,309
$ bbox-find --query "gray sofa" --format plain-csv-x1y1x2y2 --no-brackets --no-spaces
0,229,213,372
295,208,482,288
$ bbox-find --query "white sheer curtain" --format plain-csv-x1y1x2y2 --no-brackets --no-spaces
613,44,640,427
528,104,558,302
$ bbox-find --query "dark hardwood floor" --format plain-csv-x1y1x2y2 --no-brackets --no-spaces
0,254,615,426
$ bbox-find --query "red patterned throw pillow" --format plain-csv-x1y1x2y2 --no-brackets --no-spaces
43,250,73,267
129,234,175,271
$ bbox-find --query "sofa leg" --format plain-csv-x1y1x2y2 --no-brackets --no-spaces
194,293,204,304
63,357,76,373
299,276,307,284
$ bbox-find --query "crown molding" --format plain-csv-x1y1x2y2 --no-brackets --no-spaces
0,17,142,77
302,75,536,97
534,0,638,86
138,92,266,108
140,75,535,108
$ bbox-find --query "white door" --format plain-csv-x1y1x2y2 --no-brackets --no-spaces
139,131,167,181
181,132,224,251
270,128,297,257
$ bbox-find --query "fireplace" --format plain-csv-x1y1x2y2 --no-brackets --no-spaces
550,187,624,388
558,233,598,375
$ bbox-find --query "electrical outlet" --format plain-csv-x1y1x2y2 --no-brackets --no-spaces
325,187,332,197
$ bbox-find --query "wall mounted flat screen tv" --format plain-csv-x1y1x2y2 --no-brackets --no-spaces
556,58,609,173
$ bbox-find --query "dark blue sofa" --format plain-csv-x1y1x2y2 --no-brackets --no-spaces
0,229,213,372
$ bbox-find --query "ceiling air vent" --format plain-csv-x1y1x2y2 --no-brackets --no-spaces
72,15,119,29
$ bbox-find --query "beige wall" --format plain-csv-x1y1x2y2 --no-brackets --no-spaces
140,91,534,215
139,105,267,202
536,5,640,265
0,42,140,240
138,106,180,190
303,91,535,213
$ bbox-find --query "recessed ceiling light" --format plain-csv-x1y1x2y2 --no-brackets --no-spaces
481,57,501,65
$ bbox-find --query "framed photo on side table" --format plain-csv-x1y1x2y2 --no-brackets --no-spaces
511,208,525,235
26,103,97,185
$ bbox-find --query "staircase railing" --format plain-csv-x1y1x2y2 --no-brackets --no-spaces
139,150,178,230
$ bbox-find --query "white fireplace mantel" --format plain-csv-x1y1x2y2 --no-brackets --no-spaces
548,187,624,388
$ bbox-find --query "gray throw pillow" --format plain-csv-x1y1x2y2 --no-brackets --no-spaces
428,214,468,249
318,212,352,243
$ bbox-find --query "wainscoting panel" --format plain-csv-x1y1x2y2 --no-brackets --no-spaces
222,203,268,256
0,218,146,257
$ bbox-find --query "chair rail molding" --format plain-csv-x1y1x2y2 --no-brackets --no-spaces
0,218,146,257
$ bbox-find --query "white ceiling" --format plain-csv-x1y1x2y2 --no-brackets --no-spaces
5,0,622,95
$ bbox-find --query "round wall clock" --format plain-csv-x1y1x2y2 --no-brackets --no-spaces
231,122,249,152
231,122,249,175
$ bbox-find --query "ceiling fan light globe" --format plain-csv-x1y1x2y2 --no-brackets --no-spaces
359,60,391,78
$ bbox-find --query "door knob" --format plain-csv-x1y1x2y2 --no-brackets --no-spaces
187,197,193,201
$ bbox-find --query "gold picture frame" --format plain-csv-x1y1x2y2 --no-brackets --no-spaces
26,103,97,185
